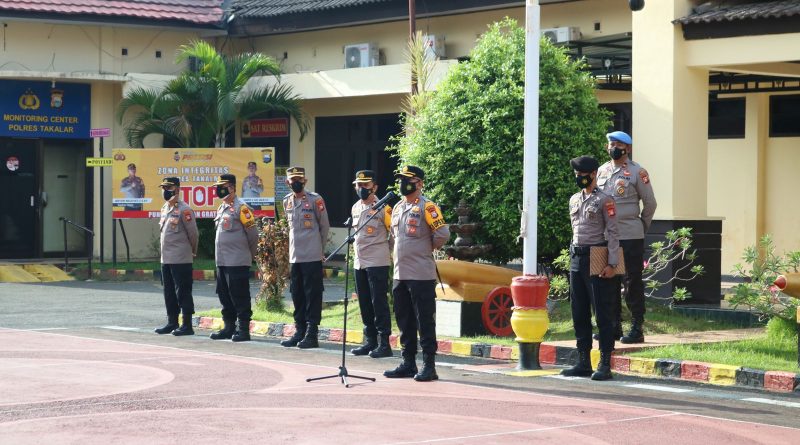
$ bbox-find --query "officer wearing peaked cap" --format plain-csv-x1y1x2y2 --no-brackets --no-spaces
155,177,198,336
349,170,394,358
280,166,330,349
209,174,259,343
384,165,450,382
597,131,657,344
562,155,620,381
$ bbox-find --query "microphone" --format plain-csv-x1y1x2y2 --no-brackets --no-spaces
371,191,397,211
343,216,352,226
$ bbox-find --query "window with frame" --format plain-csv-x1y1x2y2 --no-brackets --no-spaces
708,97,745,139
770,94,800,137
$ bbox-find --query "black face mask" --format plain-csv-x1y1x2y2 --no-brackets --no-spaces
609,147,626,160
290,181,304,193
162,189,175,201
576,174,592,189
399,178,417,196
357,187,372,200
216,185,230,199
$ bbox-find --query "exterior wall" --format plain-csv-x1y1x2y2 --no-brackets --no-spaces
596,90,631,104
541,0,631,37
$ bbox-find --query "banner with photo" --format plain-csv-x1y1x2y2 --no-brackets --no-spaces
111,148,275,219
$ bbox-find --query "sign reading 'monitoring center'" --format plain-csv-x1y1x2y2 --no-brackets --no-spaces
0,80,91,139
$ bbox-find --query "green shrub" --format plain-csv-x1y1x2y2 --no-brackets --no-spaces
393,18,611,263
766,315,798,340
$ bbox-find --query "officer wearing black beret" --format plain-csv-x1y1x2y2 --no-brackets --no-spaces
562,156,620,381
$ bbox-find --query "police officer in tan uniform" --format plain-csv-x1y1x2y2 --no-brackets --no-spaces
279,166,330,349
242,161,264,210
561,156,620,381
120,163,145,211
349,170,394,358
384,166,450,382
597,131,657,344
209,174,259,342
155,177,198,336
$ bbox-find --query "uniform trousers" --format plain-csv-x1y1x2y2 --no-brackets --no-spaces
216,266,252,325
613,238,646,324
392,279,437,358
354,266,391,337
161,263,194,320
290,261,323,327
569,253,615,353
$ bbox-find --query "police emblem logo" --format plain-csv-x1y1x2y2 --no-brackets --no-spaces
358,172,365,179
366,226,375,234
303,221,312,228
616,186,625,196
50,89,64,109
412,206,420,213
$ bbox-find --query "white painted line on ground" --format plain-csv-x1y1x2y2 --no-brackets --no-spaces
625,383,694,393
26,327,69,331
100,326,140,331
742,397,800,409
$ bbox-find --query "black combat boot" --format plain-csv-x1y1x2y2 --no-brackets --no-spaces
231,320,251,342
351,335,377,356
369,334,393,358
154,316,178,335
172,314,194,336
297,324,319,349
560,348,593,377
209,319,236,340
280,324,306,347
413,353,438,382
384,355,418,378
591,351,613,381
620,320,645,344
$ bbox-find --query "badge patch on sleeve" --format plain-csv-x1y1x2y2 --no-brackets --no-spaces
240,206,256,228
639,169,650,184
424,203,445,230
183,210,193,222
605,201,617,217
316,199,325,212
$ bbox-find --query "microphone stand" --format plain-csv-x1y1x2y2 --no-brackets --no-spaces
307,197,391,387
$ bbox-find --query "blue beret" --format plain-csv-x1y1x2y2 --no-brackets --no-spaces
570,156,599,173
606,131,632,145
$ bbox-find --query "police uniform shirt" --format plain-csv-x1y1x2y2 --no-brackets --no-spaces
242,174,264,198
159,200,199,264
391,195,450,280
283,191,330,264
351,196,392,270
597,160,657,240
120,176,145,198
569,188,620,266
214,196,259,266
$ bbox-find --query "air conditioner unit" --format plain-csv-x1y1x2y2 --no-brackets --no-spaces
422,34,446,60
344,42,379,68
541,27,581,44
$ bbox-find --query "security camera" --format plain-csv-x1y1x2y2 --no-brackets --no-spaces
629,0,645,11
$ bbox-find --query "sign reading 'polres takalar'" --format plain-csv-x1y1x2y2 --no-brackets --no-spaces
0,80,91,139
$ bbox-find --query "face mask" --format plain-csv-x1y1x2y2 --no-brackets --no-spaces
576,174,592,189
399,178,417,196
609,146,626,160
162,189,175,201
216,185,230,199
290,181,304,193
358,187,372,200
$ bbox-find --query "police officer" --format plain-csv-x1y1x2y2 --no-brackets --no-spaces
209,174,259,342
242,161,264,210
279,166,330,349
349,170,393,358
120,163,145,211
561,156,620,381
155,177,198,336
384,166,450,382
597,131,657,344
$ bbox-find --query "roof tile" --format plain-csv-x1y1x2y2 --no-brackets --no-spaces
676,0,800,25
0,0,225,26
232,0,393,19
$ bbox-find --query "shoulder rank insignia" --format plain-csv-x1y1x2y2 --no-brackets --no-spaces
240,206,256,228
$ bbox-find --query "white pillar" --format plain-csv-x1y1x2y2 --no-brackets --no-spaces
522,1,540,275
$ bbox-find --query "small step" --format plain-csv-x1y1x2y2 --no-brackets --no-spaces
0,265,40,283
22,264,74,282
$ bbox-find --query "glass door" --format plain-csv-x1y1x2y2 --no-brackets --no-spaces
0,138,38,258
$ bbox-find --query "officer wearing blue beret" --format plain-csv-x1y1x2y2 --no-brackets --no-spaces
562,156,620,381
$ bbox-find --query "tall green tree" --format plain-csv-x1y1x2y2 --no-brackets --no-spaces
117,40,308,148
393,19,611,263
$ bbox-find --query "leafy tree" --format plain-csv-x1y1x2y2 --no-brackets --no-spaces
117,40,308,148
393,19,611,263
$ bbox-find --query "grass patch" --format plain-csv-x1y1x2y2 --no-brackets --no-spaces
197,299,746,345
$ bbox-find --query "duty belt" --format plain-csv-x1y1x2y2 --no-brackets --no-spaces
570,243,607,256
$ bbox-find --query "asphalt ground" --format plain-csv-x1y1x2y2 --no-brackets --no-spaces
0,281,799,444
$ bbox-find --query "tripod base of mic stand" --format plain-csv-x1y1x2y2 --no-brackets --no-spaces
307,366,376,388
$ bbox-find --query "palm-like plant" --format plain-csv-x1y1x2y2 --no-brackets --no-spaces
118,40,308,148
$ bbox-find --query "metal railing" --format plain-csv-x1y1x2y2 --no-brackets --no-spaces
112,219,130,268
60,217,94,278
